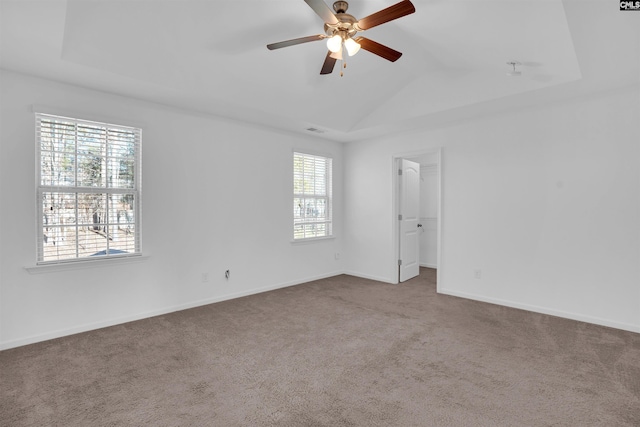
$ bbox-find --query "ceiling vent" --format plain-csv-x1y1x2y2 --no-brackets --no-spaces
306,127,326,134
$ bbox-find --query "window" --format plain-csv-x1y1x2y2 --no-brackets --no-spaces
293,152,332,240
36,113,141,263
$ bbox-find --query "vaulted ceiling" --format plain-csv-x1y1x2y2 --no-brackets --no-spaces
1,0,638,142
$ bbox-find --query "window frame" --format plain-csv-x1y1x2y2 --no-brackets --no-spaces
292,151,333,241
35,113,142,265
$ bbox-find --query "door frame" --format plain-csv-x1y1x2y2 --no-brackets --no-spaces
392,148,443,289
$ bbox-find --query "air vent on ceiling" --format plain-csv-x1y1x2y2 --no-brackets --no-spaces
306,127,326,134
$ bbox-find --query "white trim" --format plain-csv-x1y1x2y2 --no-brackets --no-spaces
25,254,150,274
291,147,334,160
31,104,147,130
35,113,142,264
6,268,635,351
0,270,344,351
290,236,336,244
391,148,443,288
439,288,640,334
293,151,333,240
343,270,396,284
420,263,438,268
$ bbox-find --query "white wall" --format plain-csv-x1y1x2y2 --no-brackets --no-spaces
344,85,640,333
0,70,344,349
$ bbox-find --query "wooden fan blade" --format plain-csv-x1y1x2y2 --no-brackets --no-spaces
320,51,337,74
304,0,339,25
354,37,402,62
355,0,415,31
267,35,325,50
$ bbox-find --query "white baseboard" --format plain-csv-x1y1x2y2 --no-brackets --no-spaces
9,272,634,351
0,271,345,351
343,270,396,284
420,263,437,269
439,288,640,334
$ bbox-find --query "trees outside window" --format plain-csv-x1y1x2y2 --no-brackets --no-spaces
293,152,332,240
36,114,141,263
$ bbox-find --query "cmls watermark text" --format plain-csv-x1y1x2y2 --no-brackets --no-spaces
620,1,640,10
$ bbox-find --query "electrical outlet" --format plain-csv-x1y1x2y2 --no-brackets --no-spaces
474,270,482,279
335,252,340,260
201,273,209,283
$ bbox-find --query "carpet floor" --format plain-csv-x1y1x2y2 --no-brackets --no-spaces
1,268,639,426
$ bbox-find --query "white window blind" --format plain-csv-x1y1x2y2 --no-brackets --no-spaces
293,152,332,240
36,113,142,264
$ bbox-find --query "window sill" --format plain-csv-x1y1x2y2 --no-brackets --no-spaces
24,254,149,274
290,236,335,245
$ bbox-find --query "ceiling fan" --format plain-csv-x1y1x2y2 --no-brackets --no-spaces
267,0,416,75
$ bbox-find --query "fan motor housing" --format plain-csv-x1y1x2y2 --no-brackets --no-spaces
324,13,358,37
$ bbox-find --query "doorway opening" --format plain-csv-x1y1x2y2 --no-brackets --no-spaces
392,149,442,288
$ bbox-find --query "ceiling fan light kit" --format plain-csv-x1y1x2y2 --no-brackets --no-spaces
344,37,361,56
267,0,416,76
330,47,343,60
327,34,343,53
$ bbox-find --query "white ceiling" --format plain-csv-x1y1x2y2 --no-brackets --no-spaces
1,0,638,142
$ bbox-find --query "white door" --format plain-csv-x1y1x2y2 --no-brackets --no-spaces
399,159,420,282
419,165,438,268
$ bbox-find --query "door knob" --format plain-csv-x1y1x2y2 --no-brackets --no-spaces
417,224,422,228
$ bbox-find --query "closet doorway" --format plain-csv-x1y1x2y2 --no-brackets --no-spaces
393,149,441,286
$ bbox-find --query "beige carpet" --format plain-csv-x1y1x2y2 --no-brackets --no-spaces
1,268,639,426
